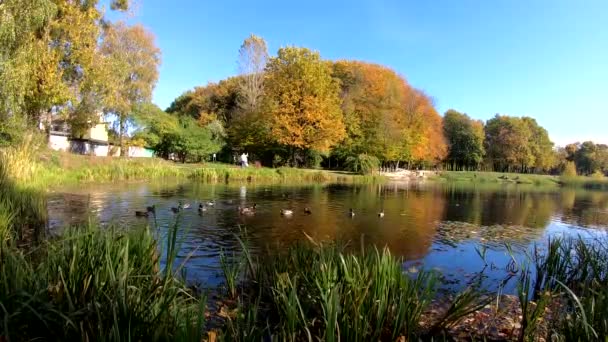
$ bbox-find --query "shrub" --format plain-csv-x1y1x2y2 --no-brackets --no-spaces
561,161,577,177
345,154,380,175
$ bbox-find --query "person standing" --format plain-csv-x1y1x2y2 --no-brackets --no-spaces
241,153,249,167
212,153,216,162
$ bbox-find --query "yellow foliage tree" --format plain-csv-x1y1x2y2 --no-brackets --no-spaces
265,47,345,162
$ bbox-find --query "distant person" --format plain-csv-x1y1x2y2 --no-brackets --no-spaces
212,153,216,162
241,153,249,167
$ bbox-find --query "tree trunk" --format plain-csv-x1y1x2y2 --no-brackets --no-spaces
119,114,126,157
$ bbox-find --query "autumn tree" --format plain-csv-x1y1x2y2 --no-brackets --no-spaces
0,0,131,141
265,47,345,165
443,109,485,170
101,21,161,156
331,61,446,169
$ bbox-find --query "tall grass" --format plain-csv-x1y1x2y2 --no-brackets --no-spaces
224,241,443,341
0,221,206,341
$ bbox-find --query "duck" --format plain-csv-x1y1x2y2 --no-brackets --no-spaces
378,210,385,218
198,203,207,213
206,200,215,206
280,209,293,216
348,208,355,217
304,207,312,215
135,205,155,217
171,203,183,213
182,203,192,209
238,203,257,215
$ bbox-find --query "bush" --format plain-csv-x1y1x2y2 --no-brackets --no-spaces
591,170,605,179
345,154,380,175
561,161,577,177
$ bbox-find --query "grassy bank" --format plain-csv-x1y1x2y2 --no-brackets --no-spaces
433,171,561,186
560,175,608,190
28,150,384,187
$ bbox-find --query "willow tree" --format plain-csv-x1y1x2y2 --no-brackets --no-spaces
265,47,345,165
101,21,161,156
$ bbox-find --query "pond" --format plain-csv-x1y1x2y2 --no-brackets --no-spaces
47,180,608,293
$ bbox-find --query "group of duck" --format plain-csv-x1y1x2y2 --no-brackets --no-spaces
134,200,217,217
135,202,385,218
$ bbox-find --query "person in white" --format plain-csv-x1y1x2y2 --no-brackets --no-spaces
241,153,249,167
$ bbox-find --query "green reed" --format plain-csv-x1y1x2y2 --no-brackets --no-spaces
0,220,205,341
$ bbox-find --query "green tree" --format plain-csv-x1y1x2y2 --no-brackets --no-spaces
484,115,554,173
265,47,345,165
443,109,485,170
156,117,223,163
100,21,161,156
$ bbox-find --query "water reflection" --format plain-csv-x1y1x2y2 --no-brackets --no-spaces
47,181,608,287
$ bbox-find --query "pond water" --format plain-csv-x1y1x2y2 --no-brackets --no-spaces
47,180,608,292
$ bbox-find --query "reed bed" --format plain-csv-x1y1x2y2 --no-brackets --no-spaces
0,220,207,341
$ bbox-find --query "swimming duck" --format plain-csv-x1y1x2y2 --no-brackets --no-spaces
304,207,312,215
348,208,355,217
198,203,207,213
206,200,215,206
182,203,191,209
238,203,257,215
171,203,183,213
280,209,293,216
378,210,385,218
135,205,155,217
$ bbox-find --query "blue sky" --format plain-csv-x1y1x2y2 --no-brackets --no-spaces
118,0,607,146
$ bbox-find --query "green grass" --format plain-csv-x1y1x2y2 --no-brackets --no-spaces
27,150,385,187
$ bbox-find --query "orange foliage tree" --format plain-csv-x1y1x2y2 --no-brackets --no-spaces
332,61,446,168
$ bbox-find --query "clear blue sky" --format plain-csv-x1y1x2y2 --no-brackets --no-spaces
121,0,608,146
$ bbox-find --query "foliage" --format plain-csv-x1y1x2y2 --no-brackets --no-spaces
156,116,223,163
0,0,136,138
331,61,447,167
101,21,161,155
484,115,555,173
562,161,578,177
345,154,380,175
443,109,485,169
265,47,346,157
562,141,608,176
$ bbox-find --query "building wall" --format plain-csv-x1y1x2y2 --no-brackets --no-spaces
86,123,109,142
128,146,154,158
49,134,70,151
69,140,108,157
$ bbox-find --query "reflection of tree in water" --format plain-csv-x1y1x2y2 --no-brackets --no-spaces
559,190,608,228
238,183,445,260
441,184,557,229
